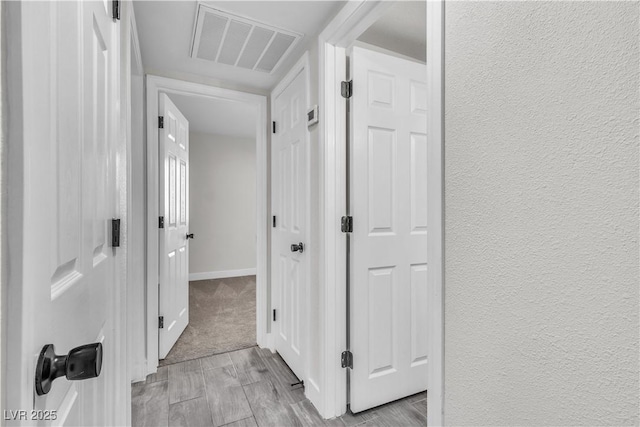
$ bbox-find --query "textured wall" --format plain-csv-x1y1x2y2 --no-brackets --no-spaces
189,132,256,274
444,2,639,425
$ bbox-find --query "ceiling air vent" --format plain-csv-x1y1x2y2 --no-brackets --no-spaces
190,4,303,74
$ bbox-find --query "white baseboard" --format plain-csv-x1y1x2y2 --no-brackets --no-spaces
189,268,257,281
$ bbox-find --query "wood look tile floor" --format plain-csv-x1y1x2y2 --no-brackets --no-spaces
132,347,427,427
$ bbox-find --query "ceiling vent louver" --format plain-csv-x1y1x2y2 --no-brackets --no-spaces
190,4,303,74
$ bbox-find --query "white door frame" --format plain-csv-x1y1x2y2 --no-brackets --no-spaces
317,1,444,423
425,2,445,425
125,1,147,387
145,75,268,375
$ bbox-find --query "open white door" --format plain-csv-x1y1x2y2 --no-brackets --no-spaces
6,1,126,425
158,94,190,359
271,68,309,381
349,46,428,412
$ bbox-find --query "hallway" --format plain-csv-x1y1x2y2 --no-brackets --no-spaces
132,347,427,426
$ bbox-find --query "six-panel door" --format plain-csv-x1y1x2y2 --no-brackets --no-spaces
271,69,309,381
8,1,125,425
349,46,429,413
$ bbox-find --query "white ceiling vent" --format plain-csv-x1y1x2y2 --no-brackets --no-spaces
190,4,303,74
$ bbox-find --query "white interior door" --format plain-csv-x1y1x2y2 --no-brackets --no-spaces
158,94,190,359
271,69,309,381
349,46,428,412
7,1,125,425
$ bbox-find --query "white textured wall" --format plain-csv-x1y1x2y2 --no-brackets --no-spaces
444,2,639,425
189,132,256,275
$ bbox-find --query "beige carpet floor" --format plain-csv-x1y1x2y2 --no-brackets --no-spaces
159,275,256,366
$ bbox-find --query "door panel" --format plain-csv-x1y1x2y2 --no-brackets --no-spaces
350,46,428,412
272,70,308,381
10,1,123,425
159,94,190,359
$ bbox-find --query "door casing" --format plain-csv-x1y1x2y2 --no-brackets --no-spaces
144,76,268,376
316,0,444,423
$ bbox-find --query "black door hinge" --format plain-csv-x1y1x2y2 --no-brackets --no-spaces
159,216,165,229
112,0,120,20
111,218,121,247
273,216,277,228
273,309,277,322
159,316,164,329
159,116,164,129
341,216,353,233
341,80,352,99
341,351,353,369
272,121,276,134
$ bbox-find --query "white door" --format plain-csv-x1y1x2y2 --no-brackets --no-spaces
349,46,428,412
7,1,126,425
271,69,309,381
158,94,190,359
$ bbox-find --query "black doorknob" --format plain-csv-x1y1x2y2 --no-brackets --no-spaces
186,233,194,239
290,242,304,253
35,343,103,396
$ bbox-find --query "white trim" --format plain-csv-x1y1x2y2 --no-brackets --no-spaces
318,40,347,420
269,50,315,402
351,40,425,65
319,1,392,48
126,0,147,387
317,1,392,419
426,0,445,425
189,268,257,281
318,0,444,421
130,4,143,76
146,75,268,375
113,4,128,423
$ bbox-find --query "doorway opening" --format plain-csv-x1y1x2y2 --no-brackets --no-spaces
161,93,259,365
145,76,268,375
318,0,443,422
345,1,428,414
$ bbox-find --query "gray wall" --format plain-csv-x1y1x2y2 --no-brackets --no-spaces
444,2,639,425
189,132,256,275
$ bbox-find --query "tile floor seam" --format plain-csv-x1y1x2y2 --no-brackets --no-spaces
200,362,218,427
169,394,207,406
220,415,256,427
235,355,259,425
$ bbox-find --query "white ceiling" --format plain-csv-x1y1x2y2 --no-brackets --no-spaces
168,93,257,138
358,1,426,62
134,1,345,93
